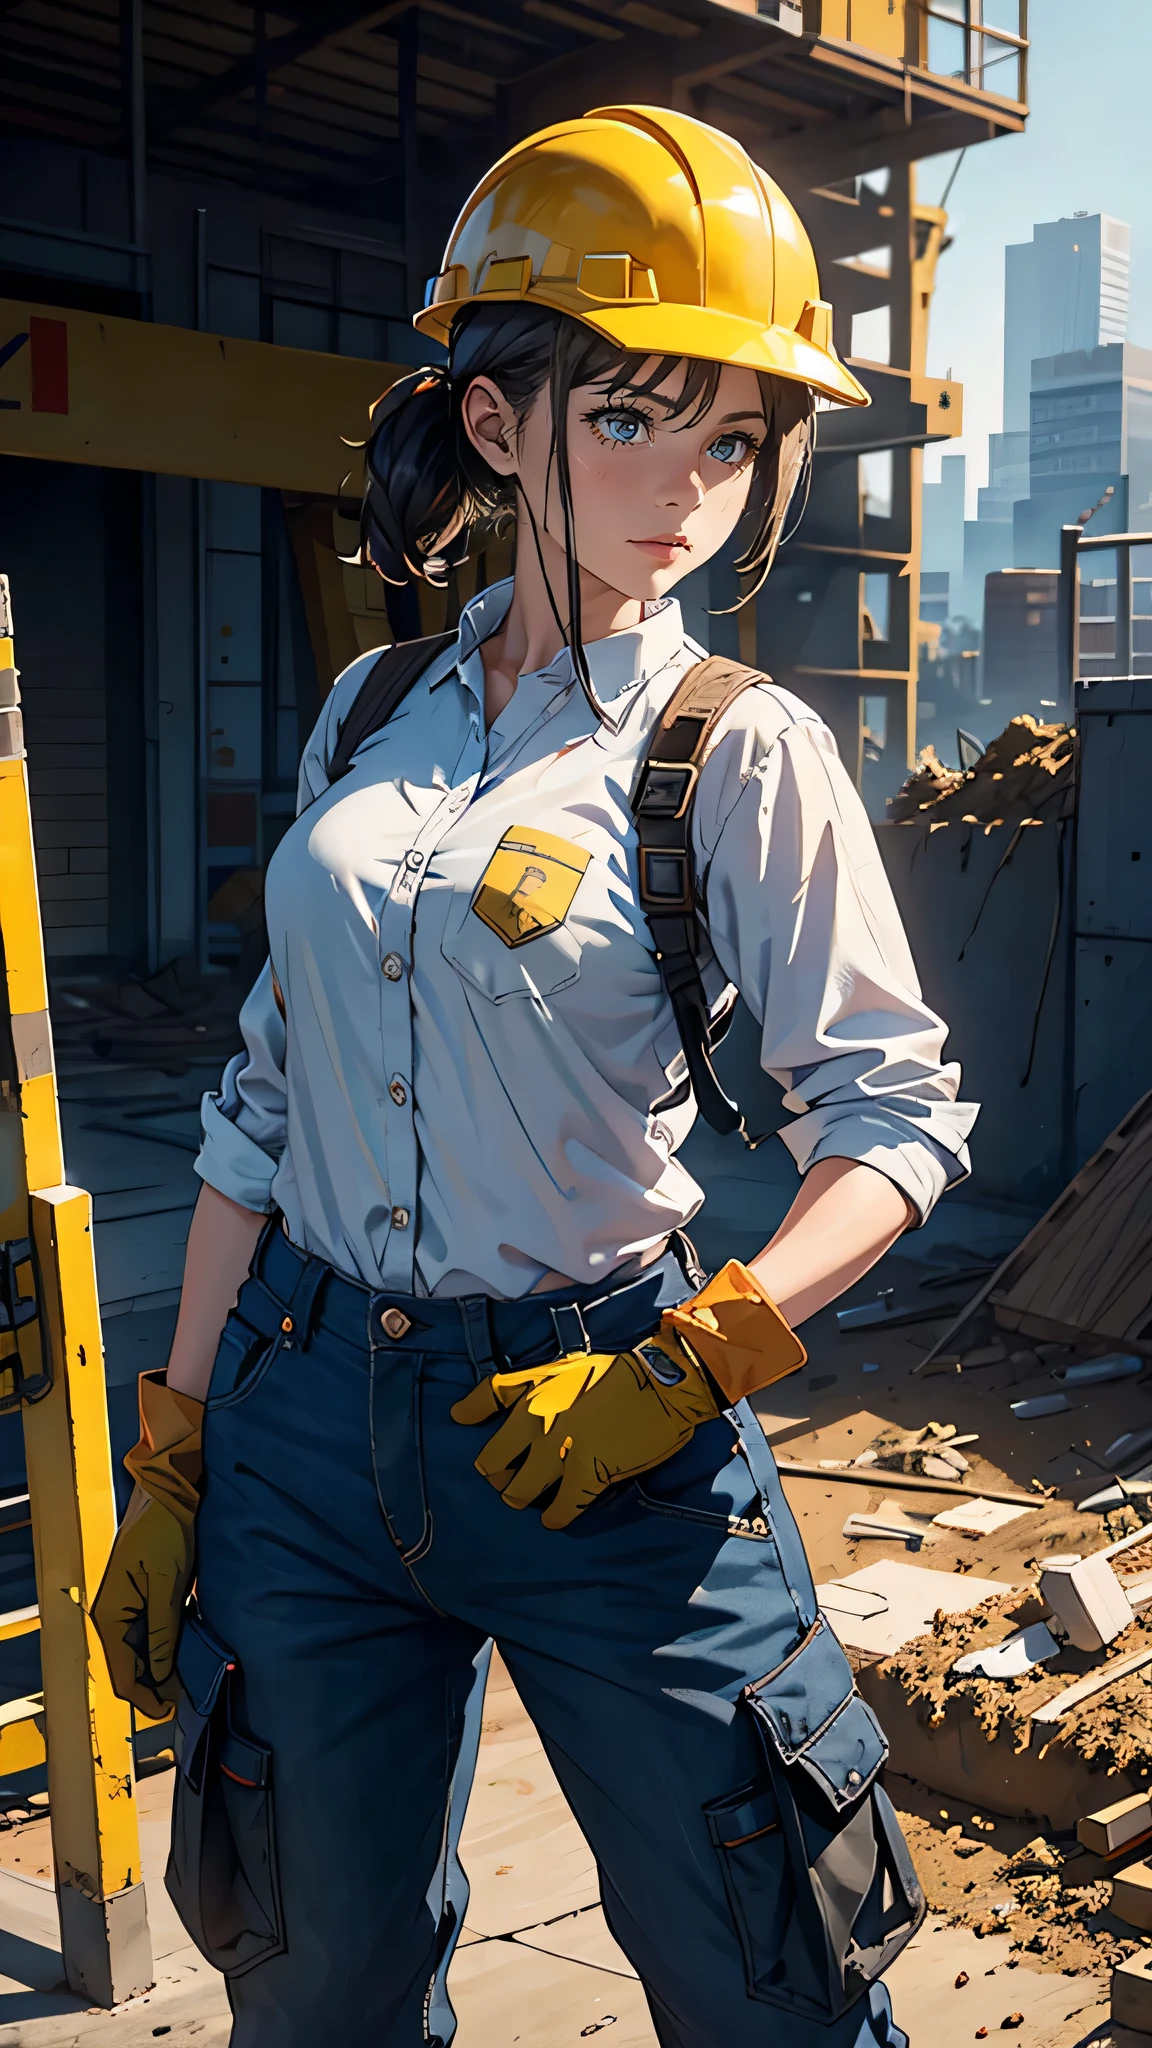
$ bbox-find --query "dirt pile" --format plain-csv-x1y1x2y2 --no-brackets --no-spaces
878,1588,1152,1778
887,716,1074,826
892,1788,1144,1974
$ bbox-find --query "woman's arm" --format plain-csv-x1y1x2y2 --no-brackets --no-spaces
748,1156,914,1329
166,1183,267,1401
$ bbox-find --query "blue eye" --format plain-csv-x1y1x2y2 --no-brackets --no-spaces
707,432,752,466
587,408,653,446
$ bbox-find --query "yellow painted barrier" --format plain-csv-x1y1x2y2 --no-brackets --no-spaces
0,571,152,2006
0,298,404,494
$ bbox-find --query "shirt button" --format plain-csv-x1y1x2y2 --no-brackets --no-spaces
382,953,404,981
391,1205,410,1229
406,850,424,869
389,1080,408,1106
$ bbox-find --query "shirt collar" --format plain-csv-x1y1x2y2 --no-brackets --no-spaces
436,578,690,730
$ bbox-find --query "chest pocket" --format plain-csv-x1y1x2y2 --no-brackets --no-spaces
441,824,589,1003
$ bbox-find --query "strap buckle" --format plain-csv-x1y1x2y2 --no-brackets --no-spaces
639,848,693,912
633,759,700,821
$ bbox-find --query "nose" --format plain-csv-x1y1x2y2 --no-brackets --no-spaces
659,462,706,514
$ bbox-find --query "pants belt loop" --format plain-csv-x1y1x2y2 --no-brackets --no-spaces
459,1296,497,1382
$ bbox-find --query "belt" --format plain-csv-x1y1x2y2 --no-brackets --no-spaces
246,1219,695,1375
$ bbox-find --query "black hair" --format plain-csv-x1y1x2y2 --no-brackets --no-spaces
360,301,813,714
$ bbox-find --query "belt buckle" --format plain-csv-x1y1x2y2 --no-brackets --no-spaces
549,1301,591,1357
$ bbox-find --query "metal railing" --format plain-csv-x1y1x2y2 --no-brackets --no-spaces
1058,525,1152,693
921,0,1028,102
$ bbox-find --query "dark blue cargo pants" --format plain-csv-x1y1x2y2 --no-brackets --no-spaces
179,1226,910,2048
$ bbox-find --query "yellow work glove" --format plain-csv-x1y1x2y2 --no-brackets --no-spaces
451,1260,805,1528
92,1370,203,1717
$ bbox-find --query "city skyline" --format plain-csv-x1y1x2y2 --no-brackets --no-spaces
921,0,1152,511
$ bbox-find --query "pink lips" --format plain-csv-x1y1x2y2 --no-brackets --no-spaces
629,536,690,564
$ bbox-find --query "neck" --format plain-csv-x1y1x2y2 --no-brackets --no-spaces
479,496,642,725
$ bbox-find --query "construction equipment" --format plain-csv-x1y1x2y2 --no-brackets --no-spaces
0,571,153,2005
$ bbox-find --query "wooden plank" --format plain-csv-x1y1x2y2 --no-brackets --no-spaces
776,1461,1041,1507
1031,1642,1152,1727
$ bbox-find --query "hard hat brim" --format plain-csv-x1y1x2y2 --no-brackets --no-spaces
414,292,870,409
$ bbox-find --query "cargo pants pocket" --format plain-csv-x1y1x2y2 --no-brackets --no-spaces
707,1615,924,2024
166,1606,286,1979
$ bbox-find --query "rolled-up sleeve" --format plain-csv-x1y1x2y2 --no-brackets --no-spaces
694,689,978,1223
195,962,288,1213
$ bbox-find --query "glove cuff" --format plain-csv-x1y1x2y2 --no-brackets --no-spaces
124,1369,204,1528
662,1260,806,1404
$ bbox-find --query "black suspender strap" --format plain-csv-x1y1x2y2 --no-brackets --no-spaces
325,630,456,784
631,655,766,1144
327,631,764,1146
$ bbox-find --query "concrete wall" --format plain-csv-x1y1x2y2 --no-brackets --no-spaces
877,817,1071,1215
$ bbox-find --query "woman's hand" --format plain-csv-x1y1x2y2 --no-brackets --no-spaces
747,1157,915,1329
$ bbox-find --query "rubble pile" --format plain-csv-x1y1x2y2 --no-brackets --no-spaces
999,1839,1140,1969
878,1589,1152,1776
864,1420,975,1479
887,715,1075,826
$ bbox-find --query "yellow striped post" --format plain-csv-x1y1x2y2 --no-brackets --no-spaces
0,572,152,2006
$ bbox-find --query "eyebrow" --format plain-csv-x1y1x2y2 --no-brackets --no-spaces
715,410,769,426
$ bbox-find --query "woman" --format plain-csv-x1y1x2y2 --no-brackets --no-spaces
95,106,975,2048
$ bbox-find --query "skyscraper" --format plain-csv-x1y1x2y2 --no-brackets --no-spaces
1003,214,1130,432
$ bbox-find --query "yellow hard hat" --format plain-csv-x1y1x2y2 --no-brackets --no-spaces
414,104,868,409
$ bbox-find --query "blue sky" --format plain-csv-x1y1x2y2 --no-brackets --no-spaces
918,0,1152,509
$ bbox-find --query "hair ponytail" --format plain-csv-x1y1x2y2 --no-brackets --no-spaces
359,366,472,589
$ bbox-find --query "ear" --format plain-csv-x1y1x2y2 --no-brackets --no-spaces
460,376,519,477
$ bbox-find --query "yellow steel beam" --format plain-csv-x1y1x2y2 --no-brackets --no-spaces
0,299,403,494
0,572,152,2007
0,1604,38,1641
0,1693,46,1776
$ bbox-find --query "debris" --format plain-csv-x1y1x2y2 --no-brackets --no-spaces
862,1361,880,1373
922,1085,1152,1374
1000,2014,1024,2029
963,1344,1008,1369
956,1972,969,1988
1112,1863,1152,1933
843,1502,938,1551
778,1460,1039,1506
1077,1793,1152,1859
1057,1355,1144,1387
976,2029,988,2039
837,1295,961,1332
887,715,1074,827
953,1622,1061,1680
858,1423,979,1478
816,1561,1007,1658
1039,1552,1135,1652
1011,1394,1073,1419
932,1499,1037,1536
1081,1477,1152,1513
1112,1948,1152,2035
924,1452,968,1479
1031,1641,1152,1729
1106,1428,1152,1472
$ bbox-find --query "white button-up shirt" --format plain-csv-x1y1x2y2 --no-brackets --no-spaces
195,581,976,1299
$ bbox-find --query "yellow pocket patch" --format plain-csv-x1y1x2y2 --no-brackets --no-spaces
471,826,591,949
